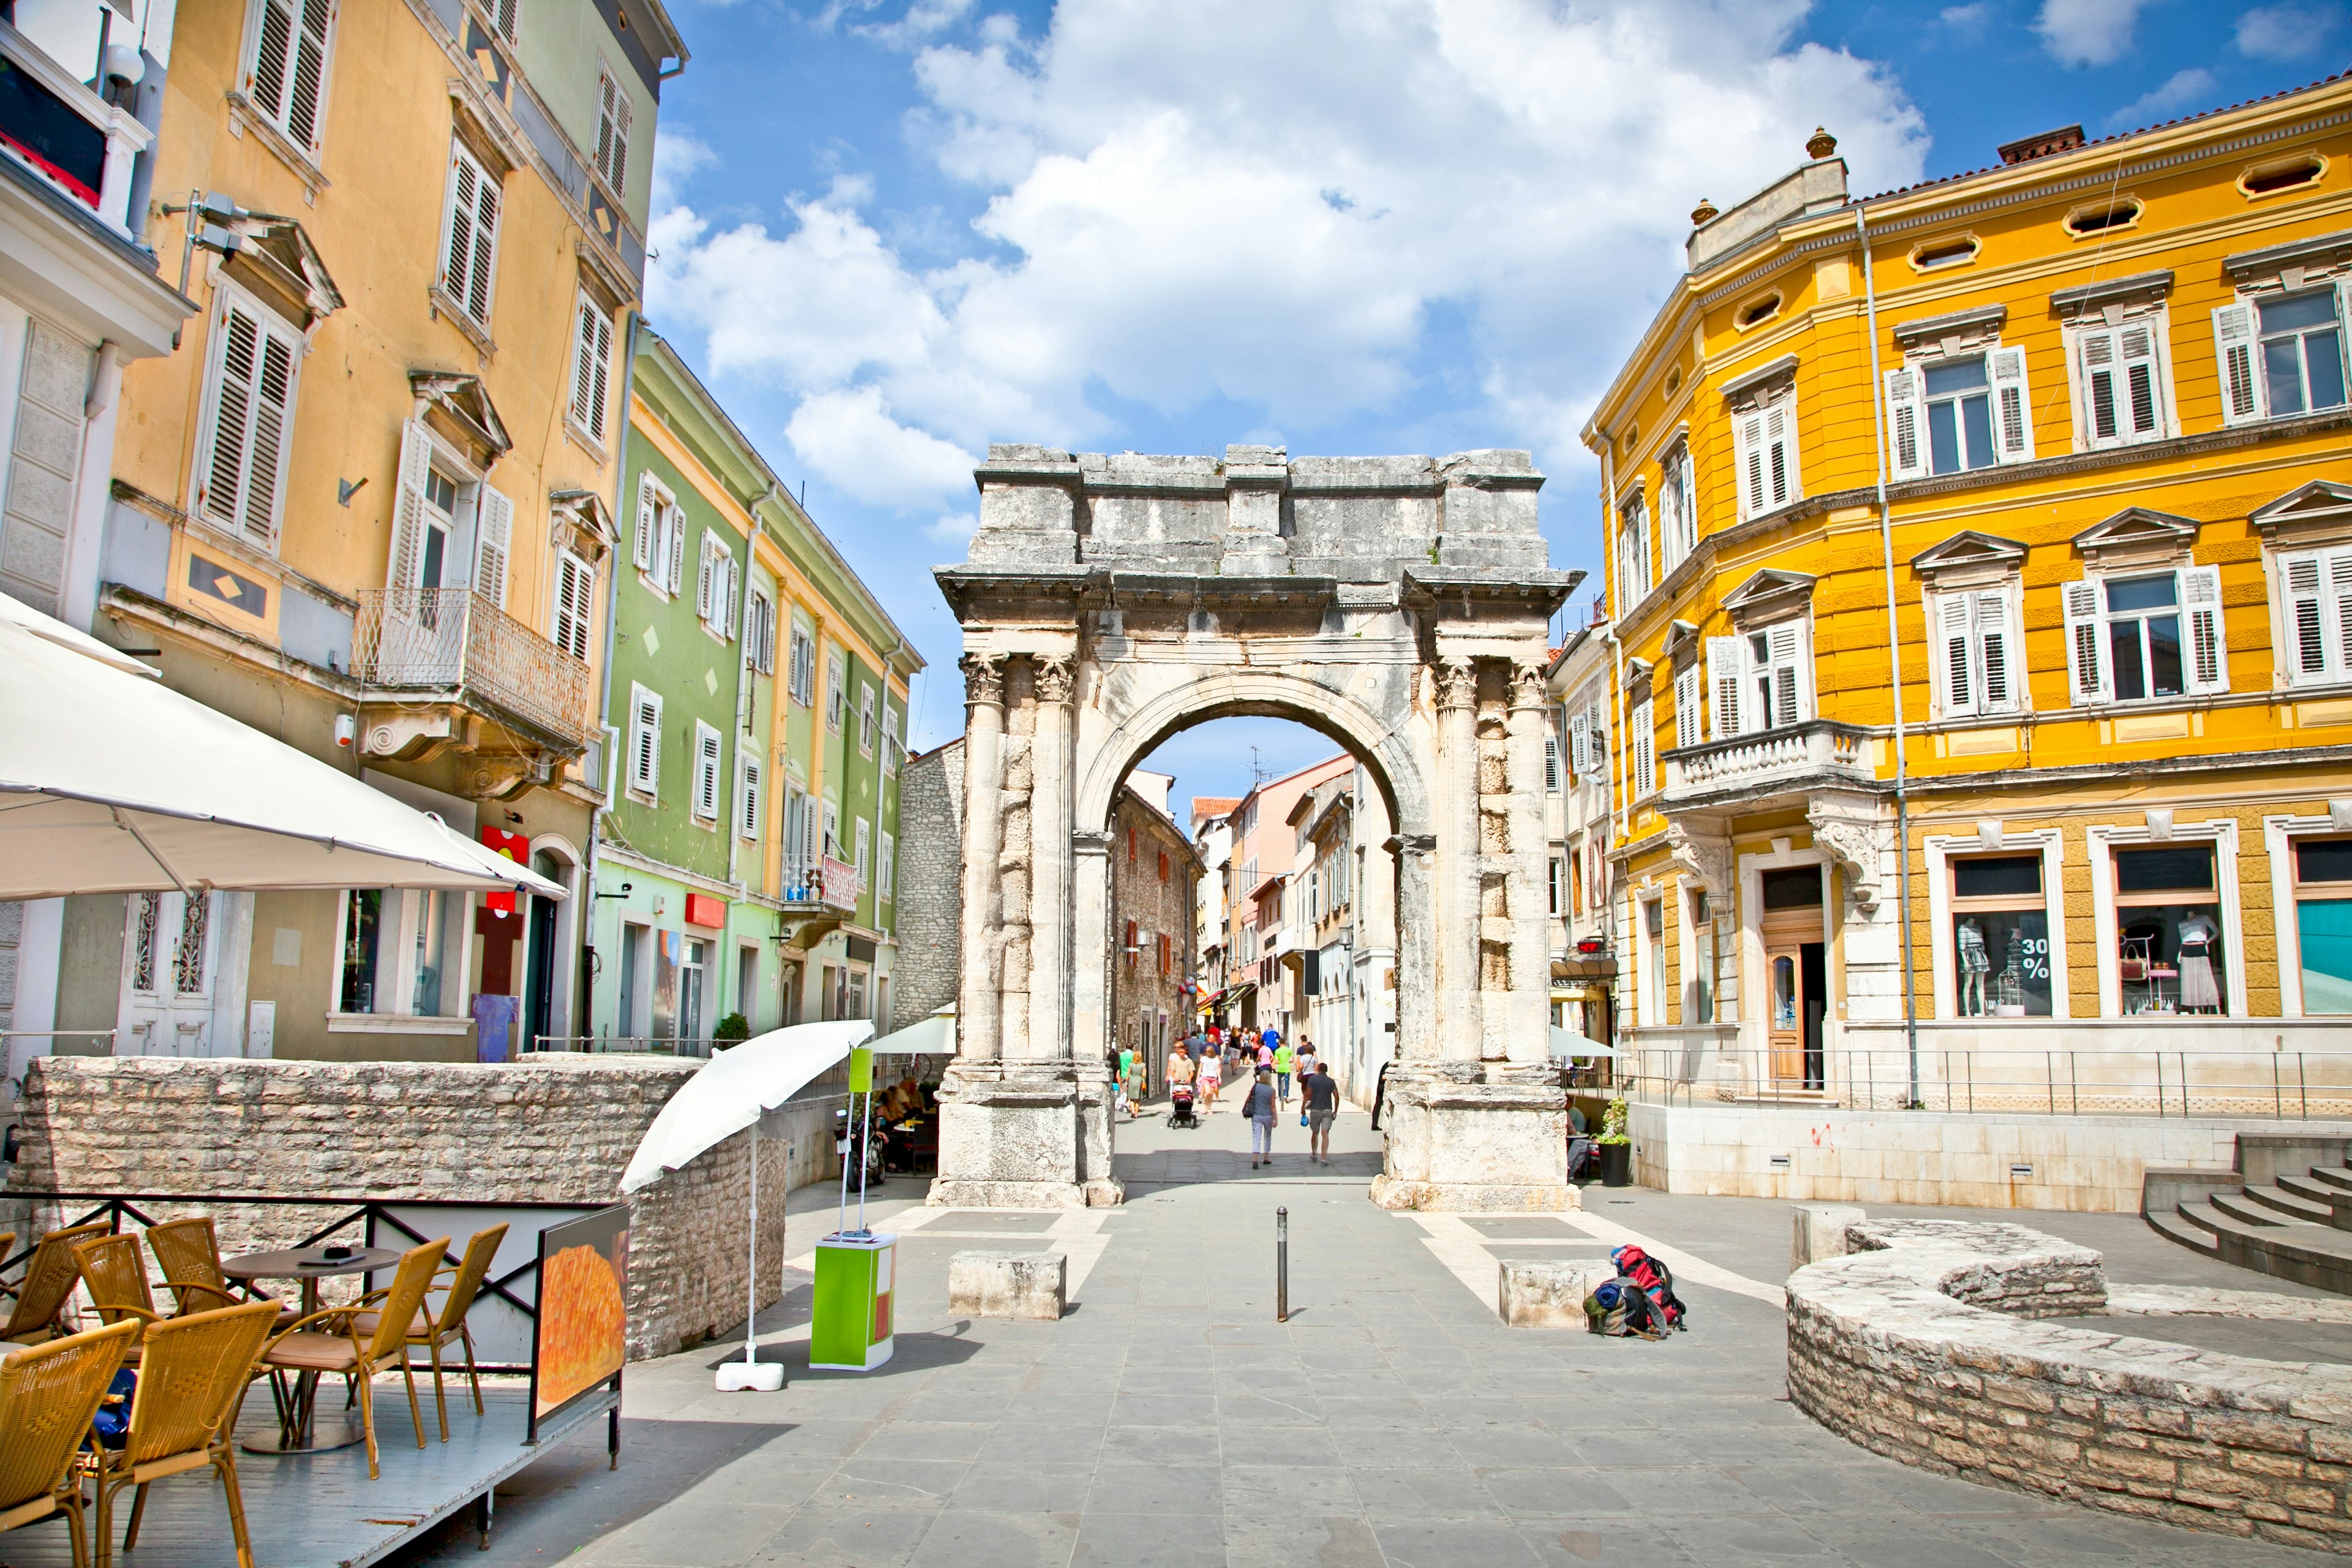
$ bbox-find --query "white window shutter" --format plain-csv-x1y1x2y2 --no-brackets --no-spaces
1988,346,2034,462
442,145,500,325
199,299,301,549
387,419,432,592
1569,710,1590,774
2287,554,2328,679
666,508,686,596
2079,326,2122,447
2063,581,2108,704
1763,401,1798,508
630,687,660,794
696,535,715,620
1768,620,1809,723
250,0,334,155
2117,322,2162,439
2214,303,2264,426
2183,565,2227,694
741,759,763,840
694,723,721,820
474,484,513,609
1674,664,1700,750
1706,636,1743,739
1885,367,1929,480
2329,552,2352,683
632,474,656,569
1977,588,2015,710
554,551,592,660
723,558,739,640
1630,700,1655,797
1737,413,1765,516
1939,592,1973,714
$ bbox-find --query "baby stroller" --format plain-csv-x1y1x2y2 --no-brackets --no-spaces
1167,1082,1199,1128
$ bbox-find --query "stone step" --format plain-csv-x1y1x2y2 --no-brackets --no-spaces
2309,1165,2352,1196
2145,1203,2223,1260
2211,1186,2297,1227
2177,1198,2352,1295
2242,1182,2334,1224
2278,1170,2337,1206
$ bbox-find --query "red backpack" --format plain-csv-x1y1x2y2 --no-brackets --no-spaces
1608,1245,1687,1330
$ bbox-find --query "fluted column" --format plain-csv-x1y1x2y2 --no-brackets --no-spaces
1027,654,1076,1063
1434,657,1480,1061
1504,658,1551,1064
956,654,1006,1062
1392,832,1436,1059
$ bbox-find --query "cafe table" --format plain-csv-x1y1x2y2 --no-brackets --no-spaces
222,1243,404,1455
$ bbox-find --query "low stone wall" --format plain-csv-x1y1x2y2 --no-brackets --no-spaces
1789,1216,2352,1553
1629,1102,2352,1212
2,1056,837,1362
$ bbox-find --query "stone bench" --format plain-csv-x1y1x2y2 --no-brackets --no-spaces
948,1250,1067,1320
1496,1259,1611,1328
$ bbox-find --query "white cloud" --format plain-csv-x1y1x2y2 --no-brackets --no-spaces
650,129,714,212
1939,2,1991,35
649,0,1928,513
2235,2,2344,60
2105,67,2218,127
2035,0,2150,65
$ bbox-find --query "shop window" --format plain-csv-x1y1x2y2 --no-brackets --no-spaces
2294,838,2352,1013
2113,845,2226,1016
1950,855,2051,1017
1761,865,1821,910
339,889,381,1013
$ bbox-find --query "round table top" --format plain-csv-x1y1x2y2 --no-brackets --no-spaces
221,1245,404,1280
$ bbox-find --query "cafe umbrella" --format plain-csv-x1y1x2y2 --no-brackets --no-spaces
619,1019,876,1391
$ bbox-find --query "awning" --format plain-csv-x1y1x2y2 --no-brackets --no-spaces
1550,1027,1623,1061
0,598,564,900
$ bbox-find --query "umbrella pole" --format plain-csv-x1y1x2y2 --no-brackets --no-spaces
856,1082,872,1234
837,1098,852,1237
745,1121,759,1367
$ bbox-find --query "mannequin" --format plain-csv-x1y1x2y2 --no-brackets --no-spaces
1956,918,1991,1016
2177,913,2220,1012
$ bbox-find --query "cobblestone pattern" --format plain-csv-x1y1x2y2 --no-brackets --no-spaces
1789,1216,2352,1554
891,741,963,1031
3,1055,788,1362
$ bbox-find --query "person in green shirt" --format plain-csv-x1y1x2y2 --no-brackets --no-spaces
1272,1040,1296,1106
1117,1044,1137,1119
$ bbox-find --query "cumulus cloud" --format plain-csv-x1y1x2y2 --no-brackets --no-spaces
2035,0,2150,65
648,0,1928,513
2106,67,2218,127
2235,2,2344,59
649,128,714,212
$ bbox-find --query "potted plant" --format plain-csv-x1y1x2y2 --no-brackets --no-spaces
712,1012,751,1050
1596,1096,1632,1188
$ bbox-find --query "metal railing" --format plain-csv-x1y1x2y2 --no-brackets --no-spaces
524,1035,719,1058
1662,719,1870,799
353,587,593,746
779,856,860,912
1623,1045,2352,1121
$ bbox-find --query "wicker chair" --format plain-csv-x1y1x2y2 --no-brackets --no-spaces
88,1299,281,1568
262,1239,445,1479
75,1234,244,1336
0,1319,140,1568
354,1222,507,1441
2,1224,110,1347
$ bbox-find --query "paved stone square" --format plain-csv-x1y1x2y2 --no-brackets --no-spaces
385,1107,2346,1567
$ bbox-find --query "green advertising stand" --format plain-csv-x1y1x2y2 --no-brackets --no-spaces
810,1044,896,1371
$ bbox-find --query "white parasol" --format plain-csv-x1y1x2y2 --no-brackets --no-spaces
1550,1027,1623,1060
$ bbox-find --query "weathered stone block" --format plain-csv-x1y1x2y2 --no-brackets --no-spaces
1790,1202,1868,1272
1496,1259,1610,1328
948,1250,1066,1320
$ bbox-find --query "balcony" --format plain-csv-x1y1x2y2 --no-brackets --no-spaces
0,20,154,236
1660,719,1872,805
353,588,593,758
781,857,861,914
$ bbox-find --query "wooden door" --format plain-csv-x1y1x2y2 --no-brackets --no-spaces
1766,944,1805,1084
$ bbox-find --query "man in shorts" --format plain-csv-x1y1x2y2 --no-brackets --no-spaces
1272,1036,1296,1107
1302,1059,1340,1164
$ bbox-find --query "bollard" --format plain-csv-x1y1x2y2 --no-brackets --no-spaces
1276,1206,1289,1322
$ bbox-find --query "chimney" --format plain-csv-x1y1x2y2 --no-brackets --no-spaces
1997,124,2086,166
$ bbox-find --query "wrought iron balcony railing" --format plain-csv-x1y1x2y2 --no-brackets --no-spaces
353,587,593,748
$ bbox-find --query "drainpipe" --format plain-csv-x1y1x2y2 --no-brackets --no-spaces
1856,203,1921,1107
1600,441,1627,1047
582,309,647,1046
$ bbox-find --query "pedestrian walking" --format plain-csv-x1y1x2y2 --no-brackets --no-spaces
1245,1069,1279,1168
1117,1041,1138,1120
1297,1041,1317,1125
1198,1041,1223,1112
1303,1058,1339,1164
1273,1037,1296,1106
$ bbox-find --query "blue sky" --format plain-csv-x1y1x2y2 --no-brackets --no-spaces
643,0,2348,809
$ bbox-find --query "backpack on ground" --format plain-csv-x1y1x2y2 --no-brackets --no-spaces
1581,1278,1664,1340
1608,1244,1687,1331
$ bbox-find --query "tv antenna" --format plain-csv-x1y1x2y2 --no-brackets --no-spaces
1250,746,1270,788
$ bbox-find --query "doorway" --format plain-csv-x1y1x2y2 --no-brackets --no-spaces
1760,865,1826,1089
119,892,222,1055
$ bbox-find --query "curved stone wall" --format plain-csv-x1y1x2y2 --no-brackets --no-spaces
1789,1218,2352,1554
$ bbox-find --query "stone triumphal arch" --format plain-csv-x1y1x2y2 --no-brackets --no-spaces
931,443,1584,1211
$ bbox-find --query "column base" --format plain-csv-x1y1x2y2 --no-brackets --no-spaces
927,1060,1126,1210
1370,1061,1576,1212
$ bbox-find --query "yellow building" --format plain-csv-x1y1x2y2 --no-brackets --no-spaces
65,0,685,1061
1584,75,2352,1098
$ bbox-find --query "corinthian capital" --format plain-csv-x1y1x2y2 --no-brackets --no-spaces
1510,660,1548,710
961,652,1006,707
1433,657,1477,710
1034,654,1076,705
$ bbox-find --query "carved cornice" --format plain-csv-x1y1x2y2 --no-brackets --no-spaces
961,652,1006,707
1807,797,1882,911
1665,822,1733,898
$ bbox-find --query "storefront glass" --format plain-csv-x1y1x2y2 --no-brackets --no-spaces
2295,838,2352,1014
2113,845,2225,1016
1950,854,2051,1017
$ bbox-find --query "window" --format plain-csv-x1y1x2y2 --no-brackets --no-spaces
2243,155,2325,197
858,684,877,757
386,422,476,599
594,62,632,197
2062,568,2225,704
853,818,871,889
1733,393,1800,518
338,889,380,1012
631,474,685,596
745,588,776,674
1709,623,1810,736
2293,838,2352,1013
878,831,895,900
1158,850,1169,881
2217,289,2352,426
1950,854,2051,1017
2282,548,2352,685
827,653,846,732
1912,235,1980,271
1548,858,1566,916
1616,493,1651,609
2072,319,2168,449
2113,844,2226,1016
1128,824,1137,862
628,684,660,795
1629,698,1656,799
1157,932,1171,975
823,801,839,859
692,721,721,821
1569,693,1605,779
739,756,763,840
1643,896,1665,1024
788,626,816,705
1934,588,2017,718
1125,919,1139,968
697,533,737,639
2064,199,2141,238
473,486,512,608
1543,734,1560,790
195,287,302,549
1673,663,1701,750
246,0,335,157
1658,443,1696,570
482,0,518,44
883,707,902,774
552,549,593,661
1885,348,2031,480
1736,291,1782,330
439,141,502,328
569,293,613,446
